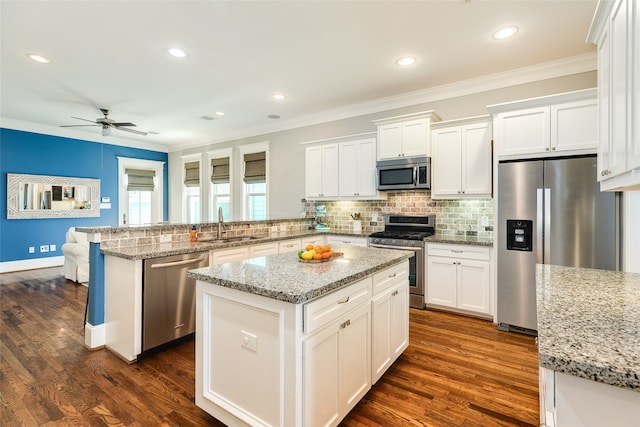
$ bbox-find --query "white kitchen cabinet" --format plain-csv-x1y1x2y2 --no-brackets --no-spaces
326,235,368,247
211,246,250,265
249,242,279,257
489,89,597,160
339,138,377,198
588,0,640,191
373,111,440,160
371,262,409,384
426,243,491,316
278,238,301,253
431,117,492,199
302,236,326,248
305,144,339,199
303,299,371,427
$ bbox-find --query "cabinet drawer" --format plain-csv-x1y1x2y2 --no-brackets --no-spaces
304,277,372,334
427,243,490,261
249,242,279,257
212,247,250,265
278,239,301,253
372,261,408,296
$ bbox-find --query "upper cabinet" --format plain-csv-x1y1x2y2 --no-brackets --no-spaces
305,143,339,199
373,111,441,160
588,0,640,191
304,134,384,201
431,116,492,199
488,89,597,160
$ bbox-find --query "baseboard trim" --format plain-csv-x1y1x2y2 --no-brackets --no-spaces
0,256,64,273
84,322,105,349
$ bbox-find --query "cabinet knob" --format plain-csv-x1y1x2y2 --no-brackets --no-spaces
552,147,556,151
545,148,550,151
392,290,399,297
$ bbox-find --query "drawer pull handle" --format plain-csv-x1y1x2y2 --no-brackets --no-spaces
392,290,399,297
451,250,463,253
340,319,351,329
337,296,350,304
388,273,397,278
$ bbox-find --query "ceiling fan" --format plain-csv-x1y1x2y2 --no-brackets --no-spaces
61,108,147,136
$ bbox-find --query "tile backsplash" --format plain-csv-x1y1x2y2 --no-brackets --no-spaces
303,191,493,239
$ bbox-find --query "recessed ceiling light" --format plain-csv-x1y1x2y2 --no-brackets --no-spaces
272,94,286,100
396,56,417,66
492,26,519,40
268,114,280,119
27,53,50,63
167,48,187,58
200,115,216,121
215,111,225,116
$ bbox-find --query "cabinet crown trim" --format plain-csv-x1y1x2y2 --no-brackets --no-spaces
372,110,441,126
430,114,491,129
300,131,376,146
487,88,596,114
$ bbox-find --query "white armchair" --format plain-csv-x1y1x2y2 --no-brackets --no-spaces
61,227,90,284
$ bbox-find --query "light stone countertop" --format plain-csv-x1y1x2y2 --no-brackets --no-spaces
425,233,493,247
100,229,369,260
536,264,640,392
187,245,411,304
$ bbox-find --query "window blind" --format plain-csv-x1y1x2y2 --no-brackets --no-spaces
243,152,266,183
184,161,200,187
125,168,156,191
210,157,230,184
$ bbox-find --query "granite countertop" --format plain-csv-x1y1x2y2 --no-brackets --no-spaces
536,264,640,392
425,233,493,247
187,245,411,304
101,229,370,260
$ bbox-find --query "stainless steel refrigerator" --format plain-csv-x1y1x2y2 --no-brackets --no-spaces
497,155,618,334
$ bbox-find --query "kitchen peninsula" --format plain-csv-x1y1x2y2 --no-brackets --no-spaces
188,245,411,427
536,265,640,427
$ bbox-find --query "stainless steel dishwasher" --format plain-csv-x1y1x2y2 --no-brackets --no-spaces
142,251,209,352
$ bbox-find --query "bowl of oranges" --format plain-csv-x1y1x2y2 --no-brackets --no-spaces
298,244,342,263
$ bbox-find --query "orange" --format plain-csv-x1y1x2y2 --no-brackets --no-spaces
322,245,331,252
313,253,323,260
322,252,332,259
325,250,333,258
314,246,323,253
306,244,314,251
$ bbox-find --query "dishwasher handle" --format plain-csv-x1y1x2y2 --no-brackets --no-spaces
150,256,207,269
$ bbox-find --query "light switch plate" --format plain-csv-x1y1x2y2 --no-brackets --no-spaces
240,330,257,352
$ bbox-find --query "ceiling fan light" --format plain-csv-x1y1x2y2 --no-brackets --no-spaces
102,127,111,136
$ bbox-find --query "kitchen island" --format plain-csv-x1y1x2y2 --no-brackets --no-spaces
536,264,640,427
187,245,411,427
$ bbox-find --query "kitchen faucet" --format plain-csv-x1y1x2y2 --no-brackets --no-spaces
217,207,224,239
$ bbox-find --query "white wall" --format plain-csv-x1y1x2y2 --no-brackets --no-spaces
168,71,597,222
622,191,640,273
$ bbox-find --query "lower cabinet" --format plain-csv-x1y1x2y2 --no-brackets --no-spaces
426,243,491,316
371,281,408,383
211,246,249,265
326,235,368,247
302,302,371,427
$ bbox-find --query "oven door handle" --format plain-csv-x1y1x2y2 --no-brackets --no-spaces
369,244,421,252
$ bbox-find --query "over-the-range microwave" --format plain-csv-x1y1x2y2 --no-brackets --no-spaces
376,156,431,190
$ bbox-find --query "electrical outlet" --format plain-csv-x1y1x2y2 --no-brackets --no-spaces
481,216,489,227
240,330,257,352
28,246,35,254
40,245,49,253
372,213,378,222
50,244,56,252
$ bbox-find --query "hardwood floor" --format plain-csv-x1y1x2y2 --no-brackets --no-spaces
1,267,539,426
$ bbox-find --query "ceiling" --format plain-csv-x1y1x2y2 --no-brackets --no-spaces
0,0,598,152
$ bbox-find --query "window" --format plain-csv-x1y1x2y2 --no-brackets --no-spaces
118,159,164,226
242,146,268,220
183,160,200,223
210,155,231,221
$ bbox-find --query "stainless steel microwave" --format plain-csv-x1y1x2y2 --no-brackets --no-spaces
376,156,431,190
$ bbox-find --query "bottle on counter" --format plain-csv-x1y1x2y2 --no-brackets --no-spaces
190,225,198,242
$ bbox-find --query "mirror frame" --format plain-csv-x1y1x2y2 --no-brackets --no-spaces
7,173,101,219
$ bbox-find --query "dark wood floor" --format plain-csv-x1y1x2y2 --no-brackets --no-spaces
1,267,539,426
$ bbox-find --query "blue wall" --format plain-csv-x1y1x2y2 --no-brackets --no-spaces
0,128,168,263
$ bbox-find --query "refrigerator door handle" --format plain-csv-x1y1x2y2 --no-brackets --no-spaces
536,188,544,263
544,188,551,263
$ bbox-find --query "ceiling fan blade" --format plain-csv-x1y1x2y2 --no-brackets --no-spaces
60,124,100,128
114,126,148,136
70,116,98,124
112,122,137,127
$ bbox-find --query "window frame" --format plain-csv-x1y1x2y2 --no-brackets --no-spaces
117,157,165,226
207,148,233,222
181,154,203,223
239,142,269,221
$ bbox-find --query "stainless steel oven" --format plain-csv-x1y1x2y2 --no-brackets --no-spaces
368,215,435,309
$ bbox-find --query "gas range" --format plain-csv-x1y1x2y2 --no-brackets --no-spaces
367,214,435,310
368,215,435,248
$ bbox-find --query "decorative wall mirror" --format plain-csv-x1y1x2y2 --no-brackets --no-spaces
7,173,100,219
